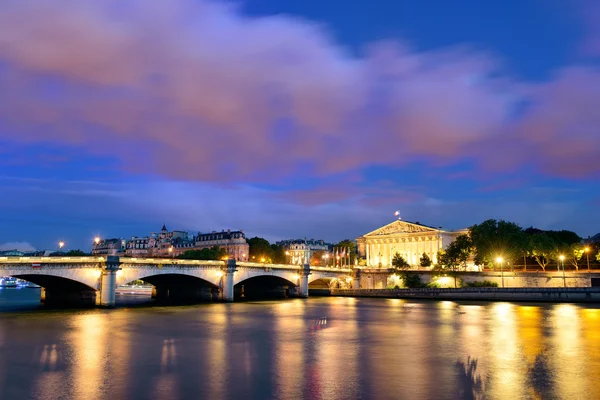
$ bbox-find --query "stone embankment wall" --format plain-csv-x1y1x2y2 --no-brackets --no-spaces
331,287,600,303
357,269,598,289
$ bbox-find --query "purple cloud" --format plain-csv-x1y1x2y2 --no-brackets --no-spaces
0,0,598,192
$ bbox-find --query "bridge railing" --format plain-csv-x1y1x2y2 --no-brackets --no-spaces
0,256,105,264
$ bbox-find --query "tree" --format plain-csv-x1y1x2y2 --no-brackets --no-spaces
419,253,432,268
270,244,287,264
310,250,326,266
435,250,461,288
570,243,585,271
447,234,473,270
528,234,556,271
545,230,581,246
470,219,526,267
50,249,89,256
178,246,227,260
392,253,410,270
247,237,273,262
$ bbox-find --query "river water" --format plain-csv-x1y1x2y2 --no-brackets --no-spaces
1,288,600,400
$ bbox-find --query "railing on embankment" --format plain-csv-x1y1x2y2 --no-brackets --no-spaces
330,287,600,303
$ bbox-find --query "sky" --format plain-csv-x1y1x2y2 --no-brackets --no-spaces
0,0,599,252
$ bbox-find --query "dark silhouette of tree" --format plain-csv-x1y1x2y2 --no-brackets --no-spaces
419,252,432,268
455,356,485,400
178,246,227,260
247,237,273,262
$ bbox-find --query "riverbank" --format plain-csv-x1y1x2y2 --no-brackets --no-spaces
330,287,600,303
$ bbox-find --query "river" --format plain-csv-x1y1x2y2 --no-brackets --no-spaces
1,288,599,399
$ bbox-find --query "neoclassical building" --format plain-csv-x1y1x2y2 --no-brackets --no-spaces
356,220,467,268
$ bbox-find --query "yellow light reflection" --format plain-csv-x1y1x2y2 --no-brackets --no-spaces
551,304,583,399
70,312,107,400
489,302,528,399
274,300,306,399
314,296,360,399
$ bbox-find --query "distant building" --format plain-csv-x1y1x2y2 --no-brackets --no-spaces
276,239,331,265
356,219,468,268
125,236,150,257
120,225,249,260
0,249,25,256
192,229,249,261
92,238,126,256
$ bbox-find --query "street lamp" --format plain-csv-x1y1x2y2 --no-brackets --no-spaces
168,246,173,258
285,251,290,264
584,247,591,272
559,255,566,287
94,236,100,245
496,256,504,288
59,241,65,252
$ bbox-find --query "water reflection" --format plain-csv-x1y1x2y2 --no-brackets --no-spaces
71,313,108,400
455,356,484,400
1,294,600,400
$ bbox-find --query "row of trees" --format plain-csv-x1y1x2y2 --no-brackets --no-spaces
438,219,599,272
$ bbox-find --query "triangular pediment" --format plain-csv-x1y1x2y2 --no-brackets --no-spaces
362,220,441,237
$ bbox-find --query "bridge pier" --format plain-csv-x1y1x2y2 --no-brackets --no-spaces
297,263,311,298
352,268,361,289
99,256,122,307
220,259,237,302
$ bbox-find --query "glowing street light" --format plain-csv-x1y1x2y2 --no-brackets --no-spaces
584,247,591,271
94,236,101,245
496,256,504,288
59,241,65,251
559,254,566,287
168,246,174,258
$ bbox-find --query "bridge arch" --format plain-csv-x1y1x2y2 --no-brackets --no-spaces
116,267,221,287
233,268,299,299
308,273,353,289
3,268,101,291
117,267,221,303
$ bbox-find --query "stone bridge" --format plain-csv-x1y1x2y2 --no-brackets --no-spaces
0,256,357,307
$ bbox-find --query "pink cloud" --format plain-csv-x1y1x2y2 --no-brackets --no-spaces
0,0,597,185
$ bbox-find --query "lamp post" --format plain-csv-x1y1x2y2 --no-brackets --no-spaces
560,255,565,287
59,241,65,253
94,237,100,245
584,247,590,272
496,256,504,288
285,251,290,265
168,246,173,258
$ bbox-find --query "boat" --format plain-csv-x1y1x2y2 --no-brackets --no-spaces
0,277,18,288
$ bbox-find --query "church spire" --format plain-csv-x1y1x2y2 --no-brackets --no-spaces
161,224,167,232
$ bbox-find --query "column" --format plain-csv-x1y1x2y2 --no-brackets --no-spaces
297,263,311,298
221,258,237,302
100,255,122,307
366,243,370,267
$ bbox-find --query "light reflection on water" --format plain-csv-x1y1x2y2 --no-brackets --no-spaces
1,291,600,399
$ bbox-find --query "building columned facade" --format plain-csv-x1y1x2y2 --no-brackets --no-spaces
356,220,467,268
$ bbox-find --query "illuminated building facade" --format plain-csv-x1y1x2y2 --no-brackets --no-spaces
356,220,467,268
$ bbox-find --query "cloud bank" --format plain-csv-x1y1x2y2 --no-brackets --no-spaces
0,0,598,187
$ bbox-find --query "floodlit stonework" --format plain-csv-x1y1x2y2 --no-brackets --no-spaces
356,220,467,268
